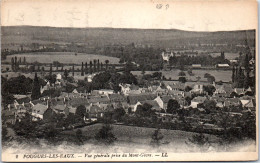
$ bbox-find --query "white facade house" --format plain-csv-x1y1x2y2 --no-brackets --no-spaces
161,51,174,62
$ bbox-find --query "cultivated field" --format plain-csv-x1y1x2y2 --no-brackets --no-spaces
5,52,120,64
132,70,232,82
209,52,239,60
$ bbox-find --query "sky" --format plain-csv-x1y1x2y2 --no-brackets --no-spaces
1,0,258,31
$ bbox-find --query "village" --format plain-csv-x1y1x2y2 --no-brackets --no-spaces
1,45,256,145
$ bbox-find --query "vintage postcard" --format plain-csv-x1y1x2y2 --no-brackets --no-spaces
1,0,258,161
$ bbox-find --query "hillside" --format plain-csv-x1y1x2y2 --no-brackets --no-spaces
1,26,256,48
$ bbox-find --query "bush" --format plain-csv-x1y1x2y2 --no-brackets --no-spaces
179,77,187,83
188,133,209,146
95,124,117,144
178,71,186,76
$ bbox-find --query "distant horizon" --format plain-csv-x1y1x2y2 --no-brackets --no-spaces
1,25,257,33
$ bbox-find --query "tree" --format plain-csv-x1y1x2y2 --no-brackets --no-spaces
178,71,186,76
65,83,76,94
166,99,180,114
93,59,97,72
232,66,235,83
11,57,14,71
72,64,75,76
14,56,17,71
203,100,216,110
50,63,53,76
204,73,211,78
75,105,86,122
85,62,88,74
100,62,103,71
64,69,69,79
135,103,154,117
179,77,187,83
81,62,84,76
220,51,225,60
31,73,41,100
89,61,93,74
151,128,164,146
207,75,215,84
188,133,209,146
112,107,126,122
76,129,83,145
203,85,216,96
97,59,100,72
105,60,109,70
243,71,250,89
95,124,117,144
244,53,249,72
185,86,192,92
23,57,26,64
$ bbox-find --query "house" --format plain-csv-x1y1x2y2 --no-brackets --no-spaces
168,90,185,97
213,84,233,97
72,87,85,94
223,98,241,108
108,94,127,109
86,105,103,121
31,103,48,120
13,95,31,104
2,109,16,125
119,84,140,95
215,64,229,68
87,95,110,105
98,89,114,95
190,96,207,108
192,64,202,68
127,93,157,108
56,73,62,80
161,51,174,62
72,89,79,94
53,104,69,116
191,84,204,94
166,83,184,91
245,87,253,95
133,100,161,112
154,95,173,110
234,88,245,96
69,98,90,108
210,97,225,108
244,100,255,111
108,94,127,103
229,60,238,64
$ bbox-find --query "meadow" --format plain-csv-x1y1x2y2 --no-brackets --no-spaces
3,124,255,154
209,52,239,60
132,69,232,82
5,52,120,64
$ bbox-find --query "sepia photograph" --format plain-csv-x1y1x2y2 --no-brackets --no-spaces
1,0,258,161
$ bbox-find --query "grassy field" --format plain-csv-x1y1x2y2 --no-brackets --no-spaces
2,124,255,154
5,52,120,64
132,69,232,82
209,52,239,60
63,123,219,145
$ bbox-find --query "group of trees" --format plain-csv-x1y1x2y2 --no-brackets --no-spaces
10,56,26,71
169,53,230,67
100,44,163,71
1,74,46,106
169,52,230,67
232,53,254,89
76,71,138,93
